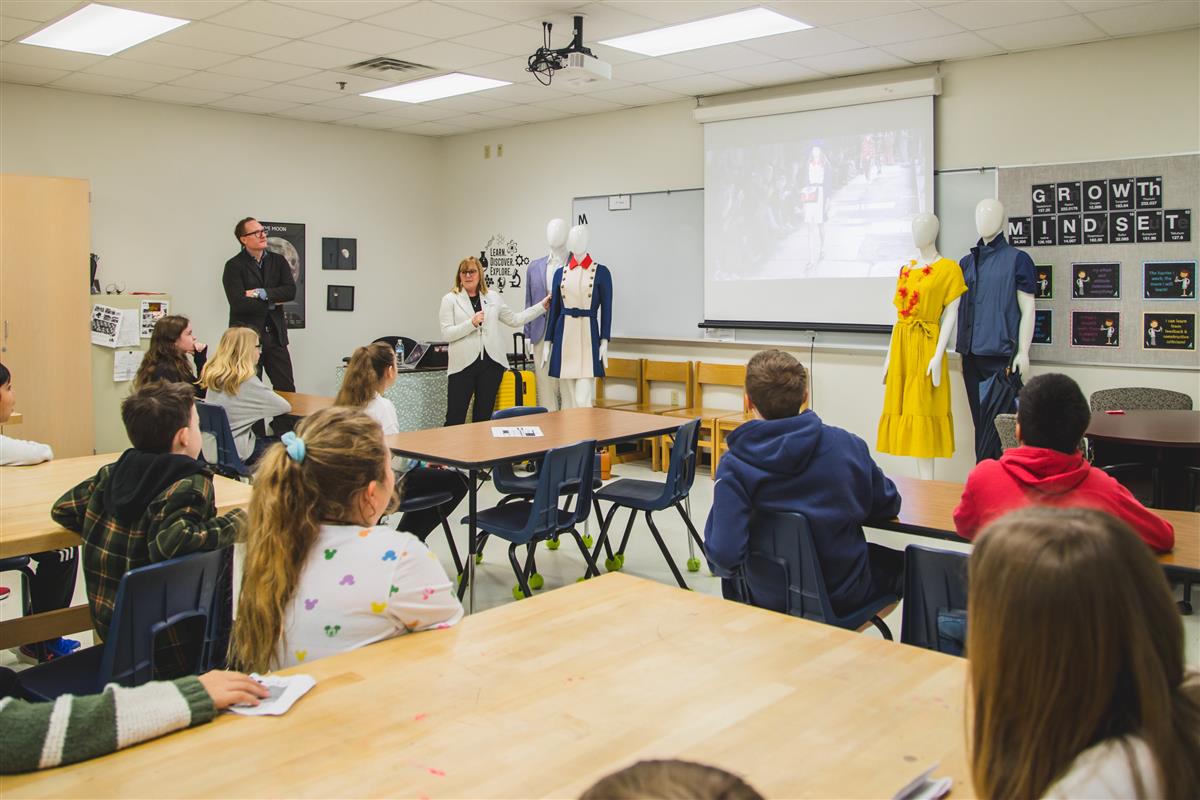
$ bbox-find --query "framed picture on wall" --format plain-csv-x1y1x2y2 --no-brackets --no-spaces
327,284,354,311
322,237,357,270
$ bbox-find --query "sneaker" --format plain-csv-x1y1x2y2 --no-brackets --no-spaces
19,637,81,663
0,586,9,601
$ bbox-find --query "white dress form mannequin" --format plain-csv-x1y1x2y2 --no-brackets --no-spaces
882,213,961,480
543,224,609,409
976,200,1035,378
534,218,568,411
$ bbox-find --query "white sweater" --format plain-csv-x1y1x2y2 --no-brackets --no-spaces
1043,736,1160,799
0,434,53,466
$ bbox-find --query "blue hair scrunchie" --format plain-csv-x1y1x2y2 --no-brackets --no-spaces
281,431,306,463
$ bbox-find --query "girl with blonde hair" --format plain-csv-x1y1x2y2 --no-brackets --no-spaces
967,506,1200,799
199,326,290,463
229,407,462,672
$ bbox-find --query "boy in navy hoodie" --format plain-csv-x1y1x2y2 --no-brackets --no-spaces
704,350,904,614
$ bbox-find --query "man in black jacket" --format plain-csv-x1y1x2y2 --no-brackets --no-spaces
222,217,296,392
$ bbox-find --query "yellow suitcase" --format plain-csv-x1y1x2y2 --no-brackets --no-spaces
494,369,536,410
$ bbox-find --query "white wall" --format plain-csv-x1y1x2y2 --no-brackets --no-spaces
0,83,444,397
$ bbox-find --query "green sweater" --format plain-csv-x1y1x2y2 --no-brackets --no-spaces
0,677,215,773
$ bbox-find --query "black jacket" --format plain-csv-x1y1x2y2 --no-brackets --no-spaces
222,248,296,344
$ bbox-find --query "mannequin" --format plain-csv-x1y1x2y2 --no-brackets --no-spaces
542,224,613,409
957,199,1036,462
878,213,967,480
524,218,568,410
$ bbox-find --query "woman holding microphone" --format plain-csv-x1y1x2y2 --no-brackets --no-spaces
440,256,550,426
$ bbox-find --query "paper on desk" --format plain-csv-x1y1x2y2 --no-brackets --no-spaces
491,426,543,438
229,673,316,716
892,764,952,800
113,350,144,382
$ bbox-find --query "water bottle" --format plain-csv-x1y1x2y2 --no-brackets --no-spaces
395,340,405,365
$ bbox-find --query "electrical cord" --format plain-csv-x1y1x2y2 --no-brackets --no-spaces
526,22,561,86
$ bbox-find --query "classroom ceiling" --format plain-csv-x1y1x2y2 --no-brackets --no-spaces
1,0,1197,137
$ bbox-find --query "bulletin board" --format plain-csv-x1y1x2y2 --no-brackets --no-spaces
999,154,1198,368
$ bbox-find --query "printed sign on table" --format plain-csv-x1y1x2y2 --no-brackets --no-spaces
1071,262,1120,299
1033,309,1052,345
1143,313,1194,350
1143,261,1196,299
1072,311,1120,348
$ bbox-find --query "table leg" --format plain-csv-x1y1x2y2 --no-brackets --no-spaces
468,468,478,615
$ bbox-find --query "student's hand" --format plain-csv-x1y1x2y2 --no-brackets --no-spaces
193,342,207,355
541,294,551,310
244,289,259,298
198,670,270,710
471,311,485,327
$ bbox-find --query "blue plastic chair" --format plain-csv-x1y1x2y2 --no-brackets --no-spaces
490,405,550,501
196,400,251,479
396,485,463,576
465,439,600,600
0,556,35,619
18,549,229,701
899,544,969,655
731,510,897,639
589,419,704,589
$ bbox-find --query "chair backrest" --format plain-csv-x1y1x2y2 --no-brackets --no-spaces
372,335,420,359
518,439,597,543
492,405,546,422
694,362,746,403
739,510,834,623
596,357,641,404
899,544,969,655
661,418,701,505
491,406,548,495
1090,387,1193,412
641,359,694,407
99,549,229,688
994,413,1018,451
196,400,251,478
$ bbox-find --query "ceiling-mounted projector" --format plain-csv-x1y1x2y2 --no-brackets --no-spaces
527,15,611,87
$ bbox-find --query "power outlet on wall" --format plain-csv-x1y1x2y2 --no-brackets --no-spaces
483,144,491,159
497,144,503,157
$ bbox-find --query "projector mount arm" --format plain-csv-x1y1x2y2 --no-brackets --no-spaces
526,15,594,86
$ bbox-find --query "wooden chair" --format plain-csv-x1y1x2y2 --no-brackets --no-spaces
661,362,746,473
610,359,693,470
595,358,643,465
713,410,755,473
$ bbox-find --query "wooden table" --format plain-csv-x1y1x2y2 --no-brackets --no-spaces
876,475,1200,576
3,573,971,799
274,390,334,418
0,453,253,648
1086,410,1200,508
385,408,686,612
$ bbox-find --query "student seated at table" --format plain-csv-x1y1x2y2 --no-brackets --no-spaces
953,373,1173,552
228,407,462,673
335,342,468,541
199,326,291,464
580,760,764,800
703,349,904,616
133,314,208,398
0,667,268,774
966,507,1199,799
51,381,245,678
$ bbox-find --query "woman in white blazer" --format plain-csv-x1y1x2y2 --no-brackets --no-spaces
440,256,548,425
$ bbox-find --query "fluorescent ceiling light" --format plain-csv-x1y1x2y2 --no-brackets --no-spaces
20,3,188,57
600,7,810,57
363,73,510,103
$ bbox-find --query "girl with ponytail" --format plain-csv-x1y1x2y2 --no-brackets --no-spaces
229,407,462,672
335,342,468,541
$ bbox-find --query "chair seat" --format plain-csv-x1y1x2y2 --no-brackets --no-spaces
715,412,755,429
614,402,687,416
398,490,454,512
662,407,738,422
831,592,900,633
498,475,603,498
18,645,105,701
595,478,671,512
0,556,32,570
465,502,576,542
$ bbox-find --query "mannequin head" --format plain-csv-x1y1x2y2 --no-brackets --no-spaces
975,199,1005,240
568,224,589,257
911,213,940,250
546,218,568,251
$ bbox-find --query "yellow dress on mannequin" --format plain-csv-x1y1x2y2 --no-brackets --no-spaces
877,257,967,458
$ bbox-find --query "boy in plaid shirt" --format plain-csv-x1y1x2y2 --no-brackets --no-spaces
51,382,244,678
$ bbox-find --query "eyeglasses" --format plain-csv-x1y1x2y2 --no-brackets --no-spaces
241,229,267,238
460,270,479,275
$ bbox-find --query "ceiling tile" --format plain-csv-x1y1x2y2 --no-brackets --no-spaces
388,39,508,70
482,103,569,122
613,57,698,83
399,119,471,136
270,103,363,121
588,83,685,106
933,1,1077,29
156,22,290,56
442,1,584,23
478,81,565,103
256,40,372,69
369,3,502,37
977,13,1107,50
1064,0,1143,10
207,3,345,38
471,55,542,82
317,92,404,111
134,84,232,104
0,2,80,23
423,92,512,113
103,1,244,20
796,46,912,75
50,72,156,95
277,1,416,20
661,43,778,72
83,57,193,82
648,73,754,96
449,23,544,56
0,42,103,70
248,82,342,103
287,68,396,93
0,16,40,42
206,94,298,113
741,27,865,58
306,21,432,54
830,9,965,45
554,76,635,95
721,60,827,86
118,40,239,69
882,30,1003,61
1086,1,1200,35
537,4,663,39
341,111,411,128
208,56,320,81
439,112,510,129
604,1,759,24
361,102,459,120
0,62,69,84
171,71,274,93
586,42,653,66
763,1,921,27
533,93,625,115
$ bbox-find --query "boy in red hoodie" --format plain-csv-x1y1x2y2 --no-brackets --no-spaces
953,373,1173,551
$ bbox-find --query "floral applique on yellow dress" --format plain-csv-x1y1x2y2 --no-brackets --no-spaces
877,257,967,458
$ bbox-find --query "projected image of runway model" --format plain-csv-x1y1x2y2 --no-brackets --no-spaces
543,224,613,408
877,213,967,479
525,218,569,411
957,200,1037,463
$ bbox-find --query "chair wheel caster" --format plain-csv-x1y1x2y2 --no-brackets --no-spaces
686,557,701,573
456,574,463,585
546,537,560,551
512,585,530,600
582,534,594,548
604,556,622,572
575,576,586,583
528,573,544,590
474,553,484,564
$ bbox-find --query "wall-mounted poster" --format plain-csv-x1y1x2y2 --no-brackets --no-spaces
262,220,306,329
322,237,357,270
1072,311,1120,347
1008,217,1031,247
1143,313,1195,350
1143,261,1196,299
139,299,169,338
327,284,354,311
1033,309,1052,344
1164,209,1192,242
1072,262,1120,299
1035,264,1053,298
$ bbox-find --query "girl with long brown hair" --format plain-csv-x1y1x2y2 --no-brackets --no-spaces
229,407,461,673
133,315,207,397
968,507,1200,799
199,326,290,463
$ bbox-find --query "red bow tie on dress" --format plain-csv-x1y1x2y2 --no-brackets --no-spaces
568,254,592,271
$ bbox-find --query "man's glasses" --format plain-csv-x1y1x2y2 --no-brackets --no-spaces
241,229,267,238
